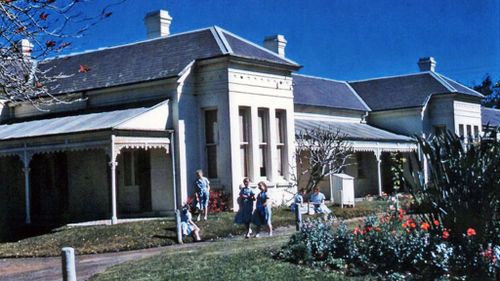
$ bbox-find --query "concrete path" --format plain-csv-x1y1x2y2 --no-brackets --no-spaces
0,226,298,281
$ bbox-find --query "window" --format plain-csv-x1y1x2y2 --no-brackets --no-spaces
275,110,286,176
239,107,250,177
205,109,218,178
122,150,142,187
356,153,365,178
466,125,472,141
123,151,135,186
433,125,446,136
459,124,465,139
473,126,479,140
258,109,269,177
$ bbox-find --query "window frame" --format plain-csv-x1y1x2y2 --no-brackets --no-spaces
204,109,218,179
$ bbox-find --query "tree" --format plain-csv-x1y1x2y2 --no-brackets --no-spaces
294,127,353,193
0,0,122,109
473,75,500,108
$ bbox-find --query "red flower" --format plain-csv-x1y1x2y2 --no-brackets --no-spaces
433,220,439,226
466,228,476,237
375,226,381,232
421,222,430,231
442,229,450,239
410,222,417,229
365,226,373,233
16,26,27,33
353,227,362,235
398,208,404,220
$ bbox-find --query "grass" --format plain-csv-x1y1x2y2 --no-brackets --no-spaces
0,201,385,258
90,232,375,281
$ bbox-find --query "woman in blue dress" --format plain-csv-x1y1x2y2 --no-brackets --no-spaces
234,178,255,238
253,181,273,237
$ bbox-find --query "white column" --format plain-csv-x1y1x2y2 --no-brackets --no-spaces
109,135,118,225
268,108,278,183
22,149,32,224
375,150,382,196
109,160,118,224
250,107,260,181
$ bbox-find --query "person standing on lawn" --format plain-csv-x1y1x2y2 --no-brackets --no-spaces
193,169,210,221
291,188,306,213
253,181,273,237
234,178,255,238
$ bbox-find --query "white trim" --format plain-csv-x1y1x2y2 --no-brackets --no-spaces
216,27,300,66
349,71,429,83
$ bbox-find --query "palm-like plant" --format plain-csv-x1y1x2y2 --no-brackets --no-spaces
406,129,499,244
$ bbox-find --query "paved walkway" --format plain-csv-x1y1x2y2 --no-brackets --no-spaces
0,226,297,281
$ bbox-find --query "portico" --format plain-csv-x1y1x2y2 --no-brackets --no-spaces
0,101,175,225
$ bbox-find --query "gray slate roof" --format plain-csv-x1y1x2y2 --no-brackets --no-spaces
481,107,500,127
39,26,299,95
293,74,370,111
0,106,148,140
349,72,483,111
295,119,414,142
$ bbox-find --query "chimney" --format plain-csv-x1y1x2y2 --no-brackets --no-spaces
263,35,287,57
144,10,172,39
16,39,33,59
418,57,436,72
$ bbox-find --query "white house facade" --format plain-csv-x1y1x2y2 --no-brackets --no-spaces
0,10,485,230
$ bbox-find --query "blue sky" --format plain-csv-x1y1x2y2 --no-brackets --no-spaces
72,0,500,87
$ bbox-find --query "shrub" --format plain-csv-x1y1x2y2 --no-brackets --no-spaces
276,214,499,280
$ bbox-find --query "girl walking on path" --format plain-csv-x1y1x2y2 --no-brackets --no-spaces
253,181,273,237
234,178,255,238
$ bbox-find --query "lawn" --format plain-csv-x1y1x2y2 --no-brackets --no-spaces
90,231,376,281
0,201,386,258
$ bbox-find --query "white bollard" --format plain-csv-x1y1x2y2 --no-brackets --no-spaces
61,247,77,281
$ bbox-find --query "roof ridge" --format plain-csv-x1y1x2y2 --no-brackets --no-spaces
293,73,345,83
217,27,300,66
210,26,231,54
42,27,215,62
436,72,484,97
429,71,457,92
349,71,431,83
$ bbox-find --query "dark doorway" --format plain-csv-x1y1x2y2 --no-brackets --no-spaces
30,153,69,223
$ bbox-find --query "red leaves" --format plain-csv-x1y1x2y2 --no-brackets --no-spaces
15,26,27,33
78,64,90,73
39,13,49,20
45,40,56,48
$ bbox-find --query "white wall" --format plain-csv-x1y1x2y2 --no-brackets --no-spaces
368,108,424,136
150,148,174,212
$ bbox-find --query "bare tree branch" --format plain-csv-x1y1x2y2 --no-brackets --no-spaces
293,126,353,193
0,0,124,110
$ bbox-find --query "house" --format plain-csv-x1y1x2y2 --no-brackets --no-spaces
0,10,484,228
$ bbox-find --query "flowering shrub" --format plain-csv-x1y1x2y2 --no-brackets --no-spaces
186,190,230,214
276,213,499,279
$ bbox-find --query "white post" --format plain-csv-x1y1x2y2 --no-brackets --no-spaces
109,135,118,225
61,247,77,281
22,147,31,224
375,150,382,196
